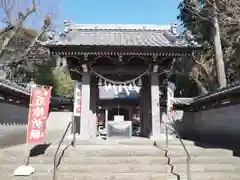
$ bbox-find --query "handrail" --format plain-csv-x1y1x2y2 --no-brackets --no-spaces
165,122,191,180
53,119,75,180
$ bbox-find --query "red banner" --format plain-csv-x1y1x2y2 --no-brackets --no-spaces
27,86,52,144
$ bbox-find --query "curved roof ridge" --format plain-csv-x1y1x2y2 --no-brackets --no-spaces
69,24,172,31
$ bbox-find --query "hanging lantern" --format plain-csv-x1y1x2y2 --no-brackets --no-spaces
133,80,136,86
98,78,102,86
138,78,142,86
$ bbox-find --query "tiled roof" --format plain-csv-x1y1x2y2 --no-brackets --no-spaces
0,79,30,96
192,81,240,103
45,24,192,48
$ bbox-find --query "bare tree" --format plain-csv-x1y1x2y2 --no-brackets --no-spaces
0,0,37,55
0,0,58,82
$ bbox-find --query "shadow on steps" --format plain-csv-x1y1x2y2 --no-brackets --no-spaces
180,135,240,157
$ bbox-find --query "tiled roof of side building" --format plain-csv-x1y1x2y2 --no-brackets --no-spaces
43,23,197,48
0,79,30,96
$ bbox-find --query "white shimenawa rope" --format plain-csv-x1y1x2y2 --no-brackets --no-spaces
88,65,150,85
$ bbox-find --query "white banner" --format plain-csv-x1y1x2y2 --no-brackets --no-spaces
167,81,176,114
73,81,81,116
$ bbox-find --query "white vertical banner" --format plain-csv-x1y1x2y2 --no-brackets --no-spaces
73,81,82,116
167,81,176,118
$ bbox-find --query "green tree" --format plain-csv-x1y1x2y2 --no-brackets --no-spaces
34,54,57,86
178,0,240,90
52,68,74,97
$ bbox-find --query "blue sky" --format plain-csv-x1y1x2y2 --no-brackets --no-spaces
0,0,181,30
57,0,181,25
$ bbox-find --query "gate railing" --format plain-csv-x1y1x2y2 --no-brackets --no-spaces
53,116,76,180
165,122,191,180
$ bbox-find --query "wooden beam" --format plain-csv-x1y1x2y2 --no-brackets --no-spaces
91,66,149,75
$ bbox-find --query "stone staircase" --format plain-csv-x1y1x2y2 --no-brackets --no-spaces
0,138,240,180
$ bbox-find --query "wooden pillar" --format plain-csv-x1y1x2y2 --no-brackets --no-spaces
80,72,91,139
89,76,98,139
129,108,132,120
150,74,161,140
140,76,152,138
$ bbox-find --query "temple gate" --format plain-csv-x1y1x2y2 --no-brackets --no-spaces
42,23,197,140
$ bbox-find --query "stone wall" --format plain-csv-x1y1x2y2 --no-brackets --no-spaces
0,101,72,148
0,102,28,148
191,104,240,142
174,104,240,142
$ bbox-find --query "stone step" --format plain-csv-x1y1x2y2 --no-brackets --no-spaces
64,138,195,146
167,148,232,157
178,172,240,180
170,156,240,164
3,163,240,174
1,145,233,158
2,154,239,166
52,147,232,158
1,156,169,165
1,164,172,173
1,172,240,180
0,173,176,180
1,145,166,157
173,164,240,173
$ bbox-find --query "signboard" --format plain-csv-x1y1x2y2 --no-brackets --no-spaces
26,86,52,144
73,81,81,116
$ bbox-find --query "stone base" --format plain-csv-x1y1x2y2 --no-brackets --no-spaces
150,133,175,141
66,134,93,140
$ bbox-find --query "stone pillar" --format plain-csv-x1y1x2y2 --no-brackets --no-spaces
89,76,98,139
150,74,161,140
80,72,91,139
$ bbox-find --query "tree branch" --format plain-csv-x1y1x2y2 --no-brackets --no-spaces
0,0,37,57
0,25,14,36
7,19,51,66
